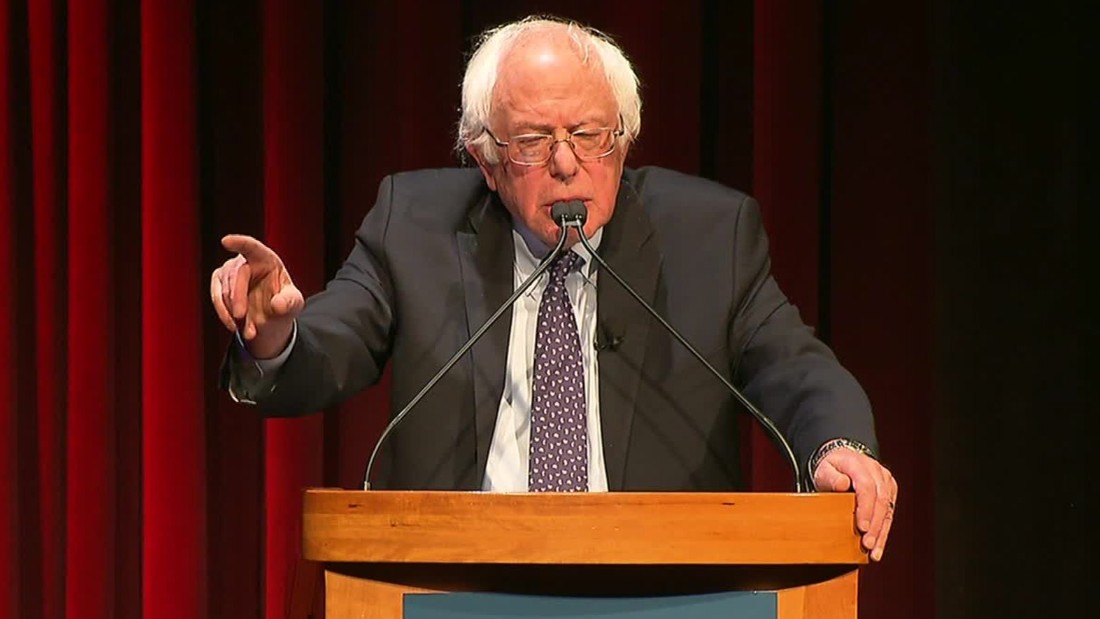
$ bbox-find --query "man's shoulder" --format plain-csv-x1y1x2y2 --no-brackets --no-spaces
625,166,753,217
626,166,751,206
387,166,484,191
374,167,488,227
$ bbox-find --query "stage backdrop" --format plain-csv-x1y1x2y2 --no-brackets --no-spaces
1,1,933,618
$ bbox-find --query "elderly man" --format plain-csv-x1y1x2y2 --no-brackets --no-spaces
211,17,897,561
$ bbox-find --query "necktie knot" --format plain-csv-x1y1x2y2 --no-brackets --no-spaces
549,251,581,282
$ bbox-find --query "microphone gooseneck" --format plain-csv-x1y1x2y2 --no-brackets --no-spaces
361,214,571,490
564,200,807,492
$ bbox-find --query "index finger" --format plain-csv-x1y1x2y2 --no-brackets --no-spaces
222,234,275,266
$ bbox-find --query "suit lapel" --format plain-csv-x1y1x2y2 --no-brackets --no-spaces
597,175,660,490
457,193,514,484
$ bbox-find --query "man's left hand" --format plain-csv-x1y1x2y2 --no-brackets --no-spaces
813,448,898,561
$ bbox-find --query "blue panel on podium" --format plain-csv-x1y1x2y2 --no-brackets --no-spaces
404,591,777,618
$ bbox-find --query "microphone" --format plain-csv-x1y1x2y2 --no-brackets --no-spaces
565,200,807,492
361,205,576,489
595,323,625,351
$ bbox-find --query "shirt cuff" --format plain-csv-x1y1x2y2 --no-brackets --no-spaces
227,321,298,404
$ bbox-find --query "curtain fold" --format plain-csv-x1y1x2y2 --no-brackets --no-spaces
65,0,113,617
261,1,324,617
1,0,18,616
28,0,67,617
140,1,206,618
200,3,263,619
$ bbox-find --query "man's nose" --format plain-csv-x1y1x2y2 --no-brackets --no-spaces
548,136,579,181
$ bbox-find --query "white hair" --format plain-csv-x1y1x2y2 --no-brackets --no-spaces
457,16,642,164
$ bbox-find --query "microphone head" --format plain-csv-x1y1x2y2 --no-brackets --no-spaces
551,200,588,227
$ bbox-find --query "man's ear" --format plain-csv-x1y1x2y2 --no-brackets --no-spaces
466,143,498,192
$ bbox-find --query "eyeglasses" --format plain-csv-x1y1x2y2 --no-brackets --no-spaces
484,118,625,166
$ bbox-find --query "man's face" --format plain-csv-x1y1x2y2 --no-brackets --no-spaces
469,36,627,248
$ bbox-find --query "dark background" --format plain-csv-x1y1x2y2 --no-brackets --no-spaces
1,1,1089,618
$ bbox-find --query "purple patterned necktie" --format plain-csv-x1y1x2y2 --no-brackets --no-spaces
528,251,588,492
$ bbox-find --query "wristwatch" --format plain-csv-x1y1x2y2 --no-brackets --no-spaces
808,437,877,490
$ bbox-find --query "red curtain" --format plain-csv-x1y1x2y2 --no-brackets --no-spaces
0,1,932,618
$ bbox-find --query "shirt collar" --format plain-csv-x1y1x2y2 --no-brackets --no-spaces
512,221,603,279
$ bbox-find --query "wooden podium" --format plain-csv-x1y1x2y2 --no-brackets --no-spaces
302,489,867,619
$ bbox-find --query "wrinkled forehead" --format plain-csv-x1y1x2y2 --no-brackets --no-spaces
491,32,616,124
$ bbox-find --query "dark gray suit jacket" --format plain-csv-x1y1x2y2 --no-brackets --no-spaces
241,166,877,490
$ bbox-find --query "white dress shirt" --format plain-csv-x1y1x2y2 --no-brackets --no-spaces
482,228,608,492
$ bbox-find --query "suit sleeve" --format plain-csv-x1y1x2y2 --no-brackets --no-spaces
222,176,398,416
727,196,879,477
